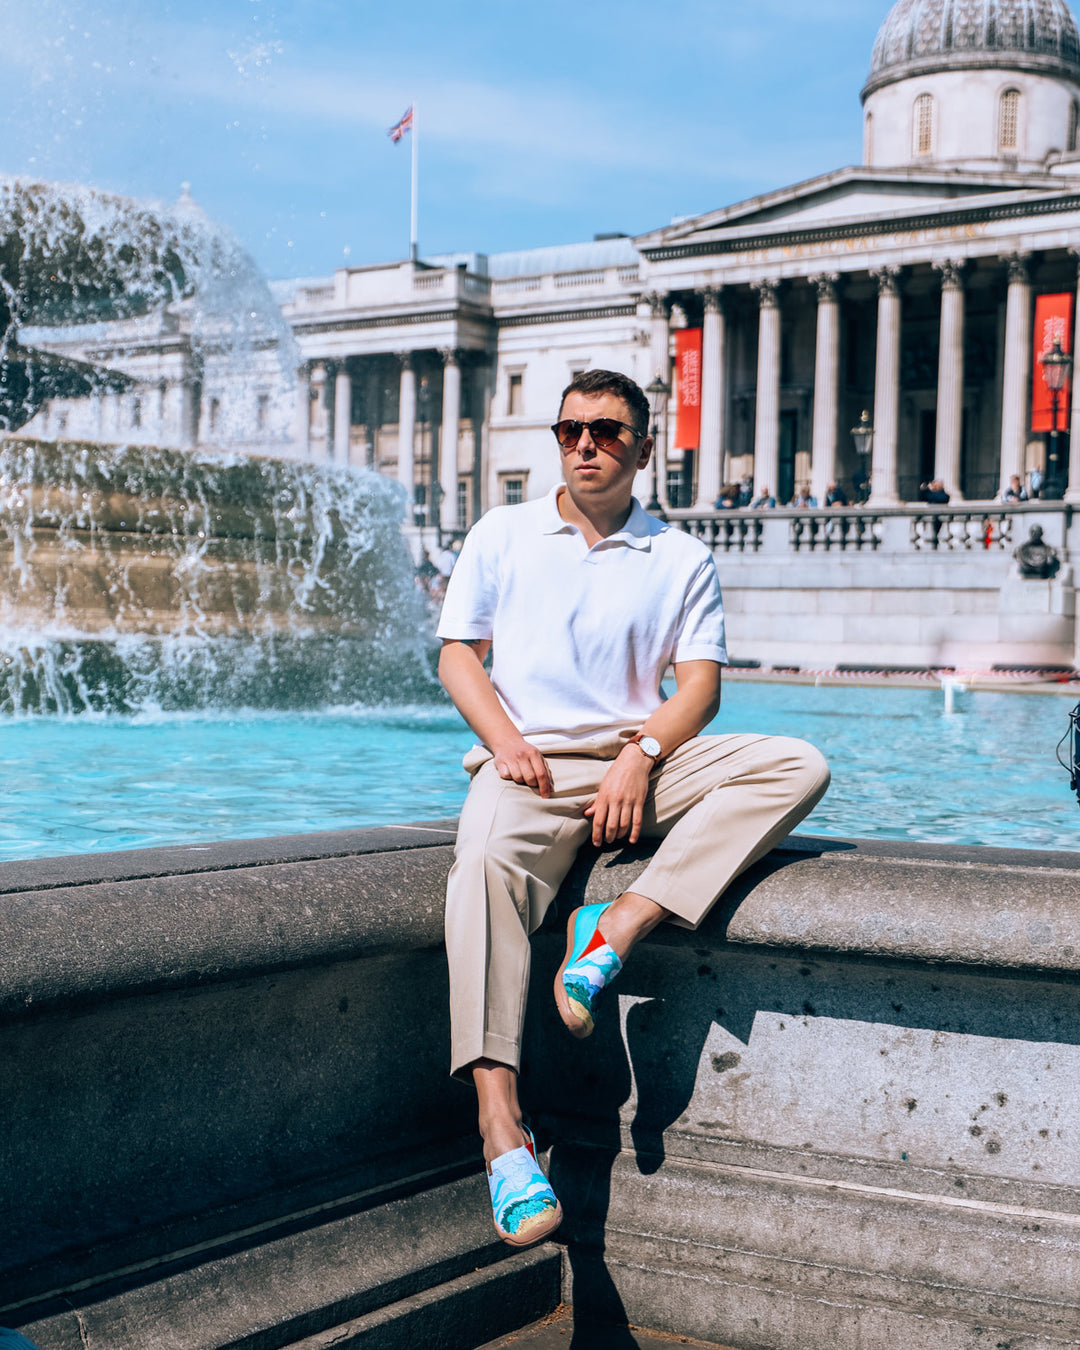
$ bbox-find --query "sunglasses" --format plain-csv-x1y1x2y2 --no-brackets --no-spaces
550,418,645,451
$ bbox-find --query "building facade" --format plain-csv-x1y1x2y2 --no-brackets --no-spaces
26,0,1080,524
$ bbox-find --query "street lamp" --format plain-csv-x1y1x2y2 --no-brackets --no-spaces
645,375,670,519
1038,337,1072,500
850,409,874,502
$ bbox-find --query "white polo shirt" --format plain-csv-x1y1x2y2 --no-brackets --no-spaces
436,486,727,747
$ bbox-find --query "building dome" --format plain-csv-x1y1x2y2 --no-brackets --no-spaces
863,0,1080,98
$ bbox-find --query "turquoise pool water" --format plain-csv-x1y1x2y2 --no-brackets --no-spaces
1,682,1076,861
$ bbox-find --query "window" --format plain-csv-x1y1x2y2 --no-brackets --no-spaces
130,396,142,429
500,475,526,505
457,477,470,528
507,371,523,416
209,397,220,432
256,393,269,430
999,88,1020,152
1069,100,1078,153
913,93,934,156
864,111,874,165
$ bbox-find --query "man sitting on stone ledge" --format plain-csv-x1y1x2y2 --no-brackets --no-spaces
436,368,830,1248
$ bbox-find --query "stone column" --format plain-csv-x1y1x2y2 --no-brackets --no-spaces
180,364,200,450
695,286,725,508
934,259,966,500
1067,252,1080,504
333,365,352,464
292,364,310,458
647,292,671,385
870,266,902,506
364,364,382,469
810,273,840,507
397,353,417,500
752,279,781,500
309,363,329,460
439,349,461,532
999,254,1033,493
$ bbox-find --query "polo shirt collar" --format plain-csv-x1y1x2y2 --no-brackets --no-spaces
542,485,655,551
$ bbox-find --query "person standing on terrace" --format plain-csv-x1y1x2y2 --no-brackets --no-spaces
436,369,830,1248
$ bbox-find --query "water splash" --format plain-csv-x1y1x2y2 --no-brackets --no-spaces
0,438,437,715
1,174,299,448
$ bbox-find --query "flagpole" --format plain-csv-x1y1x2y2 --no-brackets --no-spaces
410,99,419,264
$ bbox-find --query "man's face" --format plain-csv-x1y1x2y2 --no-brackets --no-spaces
556,389,651,506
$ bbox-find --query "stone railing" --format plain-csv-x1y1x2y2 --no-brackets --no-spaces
3,825,1080,1349
666,500,1075,556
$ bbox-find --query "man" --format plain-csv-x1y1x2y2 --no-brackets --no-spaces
436,369,829,1248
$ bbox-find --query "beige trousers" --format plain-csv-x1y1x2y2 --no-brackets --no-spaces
445,732,830,1080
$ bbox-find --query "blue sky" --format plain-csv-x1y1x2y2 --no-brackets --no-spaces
3,0,884,280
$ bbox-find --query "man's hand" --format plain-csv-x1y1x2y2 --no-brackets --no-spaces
584,744,652,846
493,736,554,798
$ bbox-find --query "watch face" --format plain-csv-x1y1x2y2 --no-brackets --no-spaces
640,736,661,759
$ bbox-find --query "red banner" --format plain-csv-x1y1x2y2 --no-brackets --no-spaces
673,328,702,450
1032,292,1074,433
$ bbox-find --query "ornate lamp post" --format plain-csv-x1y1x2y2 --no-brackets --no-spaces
1038,337,1072,500
645,375,670,519
850,409,874,502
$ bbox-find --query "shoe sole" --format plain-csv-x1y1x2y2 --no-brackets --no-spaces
554,907,596,1039
494,1200,564,1247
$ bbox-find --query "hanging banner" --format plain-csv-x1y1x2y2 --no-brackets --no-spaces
1032,291,1074,433
673,327,702,450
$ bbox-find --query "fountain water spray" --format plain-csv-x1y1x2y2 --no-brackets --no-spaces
0,178,435,714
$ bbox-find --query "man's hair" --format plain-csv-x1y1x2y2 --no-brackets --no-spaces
559,369,651,437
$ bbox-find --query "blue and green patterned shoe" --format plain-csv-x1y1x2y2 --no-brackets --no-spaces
555,901,623,1038
486,1126,562,1247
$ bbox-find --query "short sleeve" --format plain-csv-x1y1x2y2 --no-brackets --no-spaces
435,517,500,641
671,556,728,666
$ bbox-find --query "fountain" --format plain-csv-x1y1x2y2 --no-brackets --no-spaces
0,177,433,714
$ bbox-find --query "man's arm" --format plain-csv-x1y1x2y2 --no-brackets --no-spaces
438,639,554,798
584,659,722,846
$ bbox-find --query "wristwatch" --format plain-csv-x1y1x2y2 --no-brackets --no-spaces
629,732,662,763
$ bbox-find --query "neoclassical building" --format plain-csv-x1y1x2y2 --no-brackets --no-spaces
25,0,1080,530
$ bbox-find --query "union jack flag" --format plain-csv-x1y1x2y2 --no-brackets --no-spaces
388,105,413,142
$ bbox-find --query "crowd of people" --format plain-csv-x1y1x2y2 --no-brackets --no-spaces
707,465,1048,511
711,477,865,509
415,542,460,602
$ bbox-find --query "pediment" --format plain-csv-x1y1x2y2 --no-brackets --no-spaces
636,165,1069,249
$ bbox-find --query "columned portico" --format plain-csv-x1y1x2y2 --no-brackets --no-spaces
999,254,1033,492
439,349,461,532
810,273,840,506
870,266,902,506
333,365,351,464
397,354,417,499
752,279,781,499
933,259,966,499
695,286,725,508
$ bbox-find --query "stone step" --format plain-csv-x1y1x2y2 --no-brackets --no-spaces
282,1247,560,1350
474,1308,739,1350
14,1168,559,1350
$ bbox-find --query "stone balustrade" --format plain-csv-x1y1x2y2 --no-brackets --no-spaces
666,499,1075,556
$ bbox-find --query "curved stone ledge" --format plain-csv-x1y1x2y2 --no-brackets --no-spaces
3,825,1080,1348
578,833,1080,974
2,826,1079,1024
